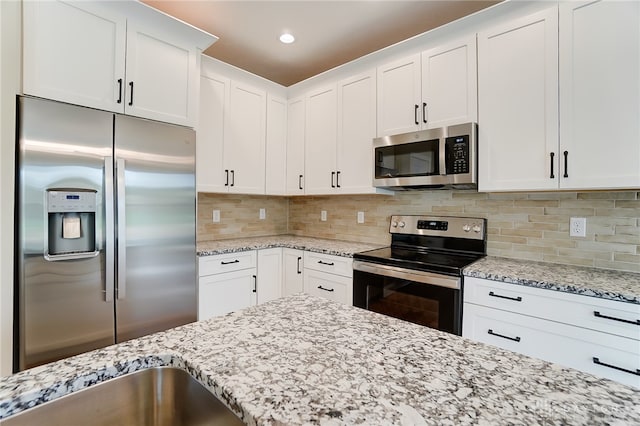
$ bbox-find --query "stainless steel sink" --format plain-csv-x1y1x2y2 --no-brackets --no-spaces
1,367,245,426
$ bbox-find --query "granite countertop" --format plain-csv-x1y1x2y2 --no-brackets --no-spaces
197,235,385,258
464,256,640,305
0,294,638,425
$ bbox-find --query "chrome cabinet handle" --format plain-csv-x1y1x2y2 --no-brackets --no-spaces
318,260,334,266
594,311,640,326
593,357,640,376
104,157,115,302
489,291,522,302
297,257,302,274
488,329,521,342
116,158,127,300
317,285,334,292
221,259,239,265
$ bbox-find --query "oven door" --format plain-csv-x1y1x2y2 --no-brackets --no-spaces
353,261,462,335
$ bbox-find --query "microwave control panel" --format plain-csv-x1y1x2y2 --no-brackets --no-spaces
446,135,469,175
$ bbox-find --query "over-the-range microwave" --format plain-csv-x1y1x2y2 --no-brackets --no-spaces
373,122,477,190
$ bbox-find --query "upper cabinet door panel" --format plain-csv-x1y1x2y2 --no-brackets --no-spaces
124,21,198,127
559,0,640,189
421,35,478,128
376,54,421,136
286,97,306,195
265,95,288,195
304,84,337,194
23,1,126,113
478,7,559,192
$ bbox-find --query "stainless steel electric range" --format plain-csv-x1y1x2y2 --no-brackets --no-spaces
353,215,487,335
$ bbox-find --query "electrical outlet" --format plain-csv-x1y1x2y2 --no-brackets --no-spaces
321,210,327,222
570,217,586,237
357,211,364,224
212,210,220,223
259,208,266,220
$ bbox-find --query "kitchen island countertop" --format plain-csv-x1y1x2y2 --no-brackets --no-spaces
0,294,638,425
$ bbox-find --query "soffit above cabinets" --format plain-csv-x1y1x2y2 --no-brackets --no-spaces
141,1,500,87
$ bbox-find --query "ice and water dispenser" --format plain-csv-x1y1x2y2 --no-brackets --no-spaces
45,189,98,260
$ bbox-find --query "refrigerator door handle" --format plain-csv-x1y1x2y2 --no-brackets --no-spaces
116,158,127,300
104,157,115,302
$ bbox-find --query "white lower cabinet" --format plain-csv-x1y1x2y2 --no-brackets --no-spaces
283,248,304,296
463,277,640,388
256,248,283,305
303,252,353,305
198,268,257,321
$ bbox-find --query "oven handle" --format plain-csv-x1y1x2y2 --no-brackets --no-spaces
353,261,461,290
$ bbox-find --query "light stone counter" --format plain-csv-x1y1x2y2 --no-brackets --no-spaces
197,235,384,258
0,294,638,425
464,256,640,305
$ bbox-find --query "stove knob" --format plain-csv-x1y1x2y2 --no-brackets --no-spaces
398,221,406,228
391,221,398,228
463,224,471,232
473,224,482,233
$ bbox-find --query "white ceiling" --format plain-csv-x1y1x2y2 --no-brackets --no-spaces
142,1,500,87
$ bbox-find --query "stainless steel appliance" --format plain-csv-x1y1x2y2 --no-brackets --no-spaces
15,96,197,371
373,122,477,190
353,215,486,335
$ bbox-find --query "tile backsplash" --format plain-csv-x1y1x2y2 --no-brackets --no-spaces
198,190,640,273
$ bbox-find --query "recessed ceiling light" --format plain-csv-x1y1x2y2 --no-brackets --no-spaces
279,33,295,44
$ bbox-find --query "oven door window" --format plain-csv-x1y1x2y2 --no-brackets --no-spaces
353,270,460,335
375,139,440,179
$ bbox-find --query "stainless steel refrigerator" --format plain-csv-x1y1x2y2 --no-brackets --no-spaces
15,96,197,372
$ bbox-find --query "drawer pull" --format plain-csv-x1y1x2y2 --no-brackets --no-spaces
221,259,240,265
488,291,522,302
593,311,640,326
593,357,640,376
317,285,334,292
487,329,521,342
318,260,335,266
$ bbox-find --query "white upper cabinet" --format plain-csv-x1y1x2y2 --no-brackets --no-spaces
558,0,640,190
478,7,559,192
286,97,306,195
421,35,478,129
265,94,287,195
304,84,338,194
23,1,126,114
225,81,267,194
197,71,229,193
23,0,214,127
336,70,378,194
376,36,477,137
376,54,422,136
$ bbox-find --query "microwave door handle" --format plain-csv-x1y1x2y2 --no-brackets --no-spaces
439,138,447,175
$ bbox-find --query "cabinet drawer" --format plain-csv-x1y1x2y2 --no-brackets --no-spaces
463,303,640,388
464,277,640,340
198,251,257,277
303,252,353,277
303,269,352,305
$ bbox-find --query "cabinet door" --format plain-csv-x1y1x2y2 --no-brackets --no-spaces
198,268,257,320
226,81,266,194
124,20,199,127
303,269,353,305
336,70,377,194
421,35,478,128
376,54,421,136
286,97,306,195
257,248,282,304
478,7,559,192
559,0,640,189
23,1,126,113
305,84,338,194
265,95,287,195
282,249,304,296
197,72,229,193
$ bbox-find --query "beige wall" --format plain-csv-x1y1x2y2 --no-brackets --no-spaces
199,190,640,273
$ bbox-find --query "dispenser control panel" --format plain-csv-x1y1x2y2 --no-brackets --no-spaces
47,190,96,213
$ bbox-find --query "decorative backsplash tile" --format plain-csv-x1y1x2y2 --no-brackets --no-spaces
198,190,640,273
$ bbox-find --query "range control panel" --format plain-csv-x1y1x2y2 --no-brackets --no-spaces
390,215,485,240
